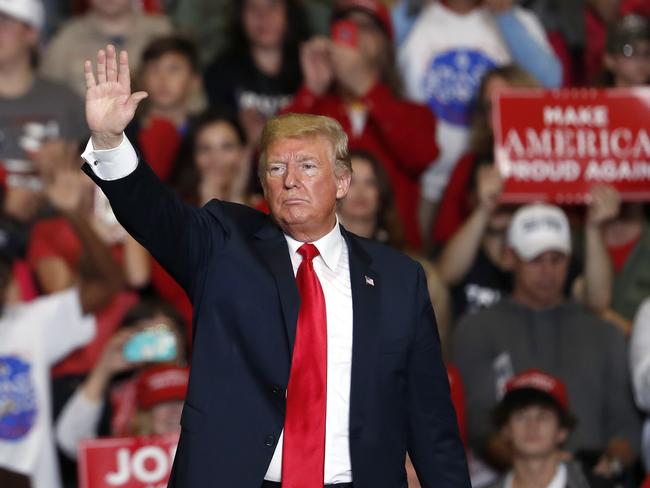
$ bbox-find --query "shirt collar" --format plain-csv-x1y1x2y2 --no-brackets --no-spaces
284,218,344,271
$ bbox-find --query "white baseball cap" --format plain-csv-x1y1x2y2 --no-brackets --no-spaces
0,0,44,31
507,203,572,261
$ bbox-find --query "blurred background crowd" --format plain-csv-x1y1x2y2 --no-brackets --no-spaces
1,0,650,487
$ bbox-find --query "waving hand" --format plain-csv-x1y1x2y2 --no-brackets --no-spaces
84,45,148,149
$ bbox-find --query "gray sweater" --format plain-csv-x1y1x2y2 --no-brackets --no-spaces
450,298,641,457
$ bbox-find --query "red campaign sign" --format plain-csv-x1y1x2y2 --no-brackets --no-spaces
78,433,179,488
493,87,650,203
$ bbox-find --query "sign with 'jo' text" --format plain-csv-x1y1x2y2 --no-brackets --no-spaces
493,88,650,203
78,433,179,488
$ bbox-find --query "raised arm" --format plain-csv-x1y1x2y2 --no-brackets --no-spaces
82,45,223,295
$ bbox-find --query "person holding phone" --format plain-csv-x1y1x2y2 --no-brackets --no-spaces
283,0,439,250
55,300,188,460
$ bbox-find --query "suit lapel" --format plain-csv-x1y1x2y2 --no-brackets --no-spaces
252,220,300,352
342,228,382,438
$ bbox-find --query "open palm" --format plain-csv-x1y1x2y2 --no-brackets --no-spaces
85,45,147,141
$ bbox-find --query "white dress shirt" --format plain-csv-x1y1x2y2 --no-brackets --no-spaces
81,135,354,483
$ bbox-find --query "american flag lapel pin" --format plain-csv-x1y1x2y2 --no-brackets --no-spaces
365,275,375,287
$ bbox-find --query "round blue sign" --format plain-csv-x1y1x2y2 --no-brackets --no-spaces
423,48,498,127
0,356,37,441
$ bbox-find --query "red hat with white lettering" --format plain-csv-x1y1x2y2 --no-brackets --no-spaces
494,369,576,429
505,369,569,413
136,365,189,410
333,0,394,41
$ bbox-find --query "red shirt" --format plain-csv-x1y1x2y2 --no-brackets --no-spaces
150,259,193,343
137,117,182,182
283,83,439,249
432,153,478,245
28,217,139,377
608,234,641,273
447,364,467,446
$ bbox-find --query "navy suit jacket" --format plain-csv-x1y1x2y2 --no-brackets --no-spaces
83,158,470,488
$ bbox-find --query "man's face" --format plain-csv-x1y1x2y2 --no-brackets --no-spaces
242,0,286,49
0,14,37,67
149,400,184,435
141,53,197,111
512,250,569,309
605,40,650,87
262,135,351,240
331,11,385,77
504,405,567,459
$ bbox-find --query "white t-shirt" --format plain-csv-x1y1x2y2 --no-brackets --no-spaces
398,3,550,201
0,289,95,488
504,462,567,488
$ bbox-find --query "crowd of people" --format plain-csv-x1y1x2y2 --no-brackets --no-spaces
0,0,649,487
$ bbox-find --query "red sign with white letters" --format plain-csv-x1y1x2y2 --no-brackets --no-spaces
78,433,179,488
493,88,650,203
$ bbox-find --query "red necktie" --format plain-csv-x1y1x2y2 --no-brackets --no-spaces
282,243,327,488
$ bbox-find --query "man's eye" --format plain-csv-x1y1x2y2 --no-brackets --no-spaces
301,163,316,170
268,165,285,175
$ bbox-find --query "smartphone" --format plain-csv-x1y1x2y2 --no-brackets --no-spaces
331,19,359,49
123,327,178,363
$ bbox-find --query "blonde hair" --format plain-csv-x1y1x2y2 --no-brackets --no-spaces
258,113,351,178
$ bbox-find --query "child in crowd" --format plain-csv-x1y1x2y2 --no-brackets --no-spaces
125,35,203,182
488,369,613,488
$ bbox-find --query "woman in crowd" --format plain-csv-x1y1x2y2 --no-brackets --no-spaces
337,150,451,349
171,111,257,208
284,0,438,249
203,0,309,148
55,300,188,459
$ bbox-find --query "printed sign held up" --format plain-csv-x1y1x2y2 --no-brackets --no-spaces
493,88,650,203
78,433,179,488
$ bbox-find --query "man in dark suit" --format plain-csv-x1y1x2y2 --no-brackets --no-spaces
80,44,470,488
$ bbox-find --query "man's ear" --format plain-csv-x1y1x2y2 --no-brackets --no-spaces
335,170,352,200
603,53,616,72
556,427,569,445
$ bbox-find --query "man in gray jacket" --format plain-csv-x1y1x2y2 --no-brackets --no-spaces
451,203,640,482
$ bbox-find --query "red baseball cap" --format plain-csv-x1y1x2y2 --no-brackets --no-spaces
136,365,189,410
333,0,394,41
504,369,569,414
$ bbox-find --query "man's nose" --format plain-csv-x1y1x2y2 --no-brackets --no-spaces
283,164,299,188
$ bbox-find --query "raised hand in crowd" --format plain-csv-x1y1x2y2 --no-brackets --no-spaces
587,184,622,226
40,142,89,215
575,185,622,315
85,45,148,149
437,164,505,287
239,106,266,149
81,329,143,403
300,37,334,96
476,164,503,214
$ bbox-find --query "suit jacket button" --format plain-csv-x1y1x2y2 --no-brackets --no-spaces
272,385,281,394
265,435,275,447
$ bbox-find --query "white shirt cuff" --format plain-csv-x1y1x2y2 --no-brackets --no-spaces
81,133,138,181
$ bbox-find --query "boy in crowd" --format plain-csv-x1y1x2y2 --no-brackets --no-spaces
488,369,613,488
0,0,86,226
125,35,202,182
